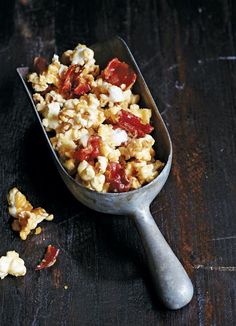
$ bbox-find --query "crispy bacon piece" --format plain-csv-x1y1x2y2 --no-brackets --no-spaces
73,135,101,162
59,64,91,99
116,109,153,137
102,58,136,90
105,162,131,192
34,56,48,74
35,245,59,270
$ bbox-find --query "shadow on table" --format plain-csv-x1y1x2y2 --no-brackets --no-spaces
21,122,166,310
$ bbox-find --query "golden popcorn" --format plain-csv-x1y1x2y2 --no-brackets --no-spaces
8,188,54,240
28,43,164,193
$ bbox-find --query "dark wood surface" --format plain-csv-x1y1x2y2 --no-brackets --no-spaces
0,0,236,325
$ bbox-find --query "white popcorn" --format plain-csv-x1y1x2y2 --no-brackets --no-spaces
109,85,124,102
0,251,26,279
100,143,121,162
96,156,108,174
64,44,95,68
120,135,155,161
135,162,158,183
77,160,95,181
42,102,61,130
90,174,105,192
98,125,128,147
8,187,33,218
78,128,90,147
56,129,77,157
112,128,128,146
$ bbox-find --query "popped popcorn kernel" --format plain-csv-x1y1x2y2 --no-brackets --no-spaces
0,251,26,280
8,188,54,240
8,187,33,218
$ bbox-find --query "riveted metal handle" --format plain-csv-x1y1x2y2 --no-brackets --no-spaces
133,206,193,310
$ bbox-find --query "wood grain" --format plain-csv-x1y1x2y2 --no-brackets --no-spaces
0,0,235,325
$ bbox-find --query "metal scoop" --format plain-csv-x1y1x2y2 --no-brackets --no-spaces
17,37,193,310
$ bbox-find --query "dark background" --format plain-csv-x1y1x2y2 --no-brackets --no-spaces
0,0,236,325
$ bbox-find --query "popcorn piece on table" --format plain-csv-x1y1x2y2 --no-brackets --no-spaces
8,188,54,240
8,187,33,217
0,251,26,279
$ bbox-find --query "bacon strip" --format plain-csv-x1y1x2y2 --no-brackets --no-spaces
105,162,131,192
116,109,153,137
102,58,136,90
59,64,91,99
73,135,101,162
35,245,59,270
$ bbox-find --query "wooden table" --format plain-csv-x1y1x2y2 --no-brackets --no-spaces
0,0,235,325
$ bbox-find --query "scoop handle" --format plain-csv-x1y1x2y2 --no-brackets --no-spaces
133,206,193,309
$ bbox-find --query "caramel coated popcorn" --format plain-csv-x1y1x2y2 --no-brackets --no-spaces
8,188,53,240
28,44,164,192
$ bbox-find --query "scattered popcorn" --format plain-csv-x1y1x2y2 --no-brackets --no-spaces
8,187,32,218
0,251,26,279
35,226,42,235
28,44,164,192
8,188,54,240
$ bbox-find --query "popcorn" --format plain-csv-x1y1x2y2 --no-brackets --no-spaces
12,208,53,241
8,188,54,240
62,158,76,174
63,44,95,66
28,54,64,92
119,135,155,161
108,85,124,102
0,251,26,279
62,44,99,76
8,187,33,217
28,44,164,193
77,160,95,181
96,156,108,174
90,174,106,192
57,94,105,131
42,102,61,130
76,157,108,191
100,143,121,162
98,125,128,147
129,104,152,124
126,160,164,185
28,73,48,92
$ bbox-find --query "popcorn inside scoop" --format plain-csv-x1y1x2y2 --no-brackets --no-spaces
28,44,164,192
8,188,54,240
